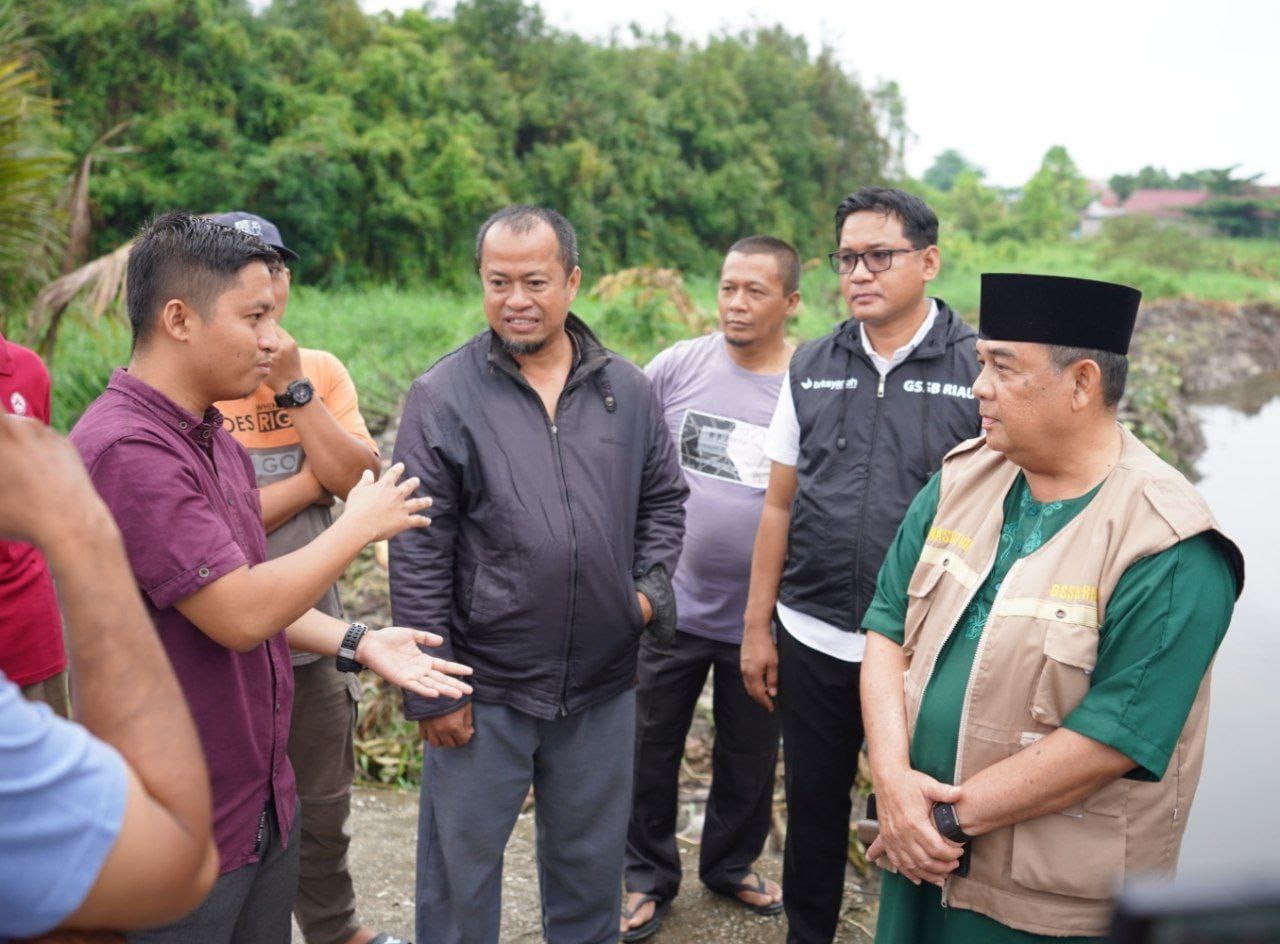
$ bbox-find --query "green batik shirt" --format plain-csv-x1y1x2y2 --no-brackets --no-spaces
862,471,1237,944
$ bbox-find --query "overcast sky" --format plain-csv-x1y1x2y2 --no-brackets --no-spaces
360,0,1278,188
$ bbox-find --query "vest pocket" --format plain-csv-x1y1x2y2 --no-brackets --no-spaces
903,564,945,657
1030,620,1098,727
1010,807,1124,900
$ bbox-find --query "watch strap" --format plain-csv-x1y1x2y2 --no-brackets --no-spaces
932,801,973,844
336,622,368,673
274,378,313,408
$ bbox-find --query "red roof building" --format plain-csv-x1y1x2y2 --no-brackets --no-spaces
1121,189,1210,218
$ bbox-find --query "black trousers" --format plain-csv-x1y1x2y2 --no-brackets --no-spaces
624,630,781,902
777,623,864,944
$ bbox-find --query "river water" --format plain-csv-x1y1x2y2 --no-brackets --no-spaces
1175,373,1280,876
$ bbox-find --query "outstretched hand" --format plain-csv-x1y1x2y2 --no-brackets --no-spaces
356,626,473,700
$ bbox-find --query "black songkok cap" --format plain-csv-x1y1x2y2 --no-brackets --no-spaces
979,273,1141,355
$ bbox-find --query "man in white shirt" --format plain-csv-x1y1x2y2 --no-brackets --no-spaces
742,188,980,943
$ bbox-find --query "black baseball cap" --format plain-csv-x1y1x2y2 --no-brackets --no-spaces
210,211,299,262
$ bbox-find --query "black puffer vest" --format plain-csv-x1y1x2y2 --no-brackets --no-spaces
779,301,981,631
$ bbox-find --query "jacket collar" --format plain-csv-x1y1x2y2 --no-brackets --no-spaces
486,313,611,385
833,297,964,364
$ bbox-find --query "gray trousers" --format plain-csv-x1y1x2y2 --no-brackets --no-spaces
128,801,301,944
415,690,636,944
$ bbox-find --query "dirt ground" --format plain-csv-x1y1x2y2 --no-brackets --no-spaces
292,785,877,944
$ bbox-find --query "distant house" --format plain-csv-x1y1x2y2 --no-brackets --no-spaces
1121,189,1210,218
1079,183,1124,237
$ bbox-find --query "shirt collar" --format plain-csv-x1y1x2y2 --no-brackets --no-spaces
859,298,939,376
106,368,226,445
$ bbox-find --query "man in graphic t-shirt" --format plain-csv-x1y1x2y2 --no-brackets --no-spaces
212,212,394,944
620,236,800,941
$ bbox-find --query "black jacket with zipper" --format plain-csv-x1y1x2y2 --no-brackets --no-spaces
390,315,688,720
779,300,981,632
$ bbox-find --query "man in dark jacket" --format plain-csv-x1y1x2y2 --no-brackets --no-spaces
741,188,981,943
390,205,688,944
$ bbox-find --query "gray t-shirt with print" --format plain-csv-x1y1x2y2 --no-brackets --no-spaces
646,332,785,643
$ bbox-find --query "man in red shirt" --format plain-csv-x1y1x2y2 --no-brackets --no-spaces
0,330,68,716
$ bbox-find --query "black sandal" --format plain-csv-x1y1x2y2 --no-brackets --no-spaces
620,892,671,942
715,871,783,916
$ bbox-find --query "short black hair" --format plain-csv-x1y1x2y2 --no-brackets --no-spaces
1048,345,1129,408
474,205,579,277
726,235,802,295
127,211,280,350
834,187,939,249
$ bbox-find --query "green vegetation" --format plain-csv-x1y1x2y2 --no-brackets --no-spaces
23,0,887,291
0,0,66,329
50,231,1280,436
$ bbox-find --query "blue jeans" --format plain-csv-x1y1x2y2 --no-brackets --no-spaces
415,691,636,944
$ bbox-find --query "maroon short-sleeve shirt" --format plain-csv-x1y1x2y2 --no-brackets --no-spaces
70,369,296,873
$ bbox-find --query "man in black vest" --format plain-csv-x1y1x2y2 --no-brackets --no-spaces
742,187,981,943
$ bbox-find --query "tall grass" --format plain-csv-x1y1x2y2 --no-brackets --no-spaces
47,234,1280,433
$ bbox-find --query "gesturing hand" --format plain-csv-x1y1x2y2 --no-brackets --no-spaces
355,627,473,700
341,463,432,544
870,768,966,886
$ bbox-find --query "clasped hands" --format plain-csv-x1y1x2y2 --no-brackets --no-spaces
866,767,968,887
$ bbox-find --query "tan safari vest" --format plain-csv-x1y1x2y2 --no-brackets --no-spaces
901,426,1242,937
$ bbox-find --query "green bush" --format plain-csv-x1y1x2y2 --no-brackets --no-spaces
1097,215,1219,271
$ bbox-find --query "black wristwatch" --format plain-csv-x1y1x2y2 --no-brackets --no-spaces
336,622,369,673
931,802,973,844
274,378,314,409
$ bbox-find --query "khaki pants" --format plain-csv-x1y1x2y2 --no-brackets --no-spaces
288,658,362,944
21,669,70,719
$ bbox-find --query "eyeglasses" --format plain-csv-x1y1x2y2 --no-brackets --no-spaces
826,247,925,275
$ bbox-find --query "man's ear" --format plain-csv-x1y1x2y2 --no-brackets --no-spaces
566,265,582,302
157,299,194,343
785,291,802,318
921,245,941,283
1072,358,1104,411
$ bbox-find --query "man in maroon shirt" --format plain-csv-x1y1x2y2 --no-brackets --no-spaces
0,330,68,716
70,212,473,943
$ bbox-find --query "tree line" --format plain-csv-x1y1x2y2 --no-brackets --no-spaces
15,0,892,299
923,147,1278,243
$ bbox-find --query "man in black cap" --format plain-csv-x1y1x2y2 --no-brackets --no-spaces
211,213,396,944
859,273,1243,942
